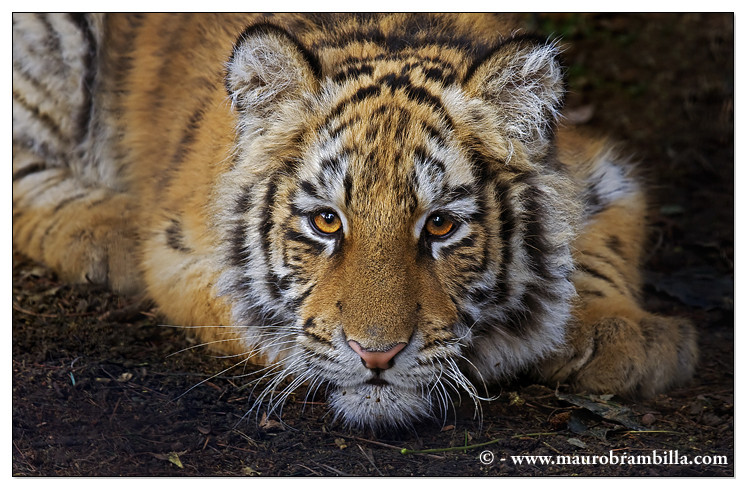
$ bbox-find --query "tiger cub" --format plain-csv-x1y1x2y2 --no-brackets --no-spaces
12,13,697,431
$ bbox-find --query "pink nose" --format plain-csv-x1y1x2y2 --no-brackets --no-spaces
348,340,406,370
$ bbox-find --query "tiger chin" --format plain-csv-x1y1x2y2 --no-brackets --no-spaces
12,13,697,432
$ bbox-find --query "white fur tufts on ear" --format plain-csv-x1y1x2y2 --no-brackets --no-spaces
226,24,319,131
465,36,565,156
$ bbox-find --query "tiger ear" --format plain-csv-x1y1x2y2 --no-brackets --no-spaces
226,23,320,129
464,36,565,156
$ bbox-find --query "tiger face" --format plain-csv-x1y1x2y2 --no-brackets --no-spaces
217,24,578,430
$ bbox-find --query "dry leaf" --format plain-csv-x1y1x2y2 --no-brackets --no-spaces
508,391,525,406
334,438,348,450
259,412,285,432
167,452,184,469
242,466,261,476
153,451,186,469
567,437,588,449
117,372,133,382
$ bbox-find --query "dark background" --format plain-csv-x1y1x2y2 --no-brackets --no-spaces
12,13,733,476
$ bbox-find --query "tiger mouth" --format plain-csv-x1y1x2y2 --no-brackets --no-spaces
365,377,389,386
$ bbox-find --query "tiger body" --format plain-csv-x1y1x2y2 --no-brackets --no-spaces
12,13,696,430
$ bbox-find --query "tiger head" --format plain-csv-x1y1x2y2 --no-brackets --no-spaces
217,21,578,431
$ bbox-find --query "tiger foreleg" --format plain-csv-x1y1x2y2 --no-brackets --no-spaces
537,152,698,397
13,150,142,295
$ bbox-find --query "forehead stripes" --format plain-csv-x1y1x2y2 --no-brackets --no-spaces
323,62,456,134
283,60,465,224
333,53,460,85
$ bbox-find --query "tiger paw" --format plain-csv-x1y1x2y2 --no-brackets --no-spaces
540,314,698,398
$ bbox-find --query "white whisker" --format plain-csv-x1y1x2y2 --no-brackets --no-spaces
174,355,252,401
166,337,245,358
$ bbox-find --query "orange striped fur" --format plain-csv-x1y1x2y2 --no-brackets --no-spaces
13,14,696,430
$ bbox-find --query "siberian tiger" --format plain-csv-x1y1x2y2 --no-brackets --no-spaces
12,13,697,431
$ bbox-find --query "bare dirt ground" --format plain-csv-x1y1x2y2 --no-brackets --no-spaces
12,13,733,476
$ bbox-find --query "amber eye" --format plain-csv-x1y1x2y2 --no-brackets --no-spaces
425,213,456,238
311,210,342,235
